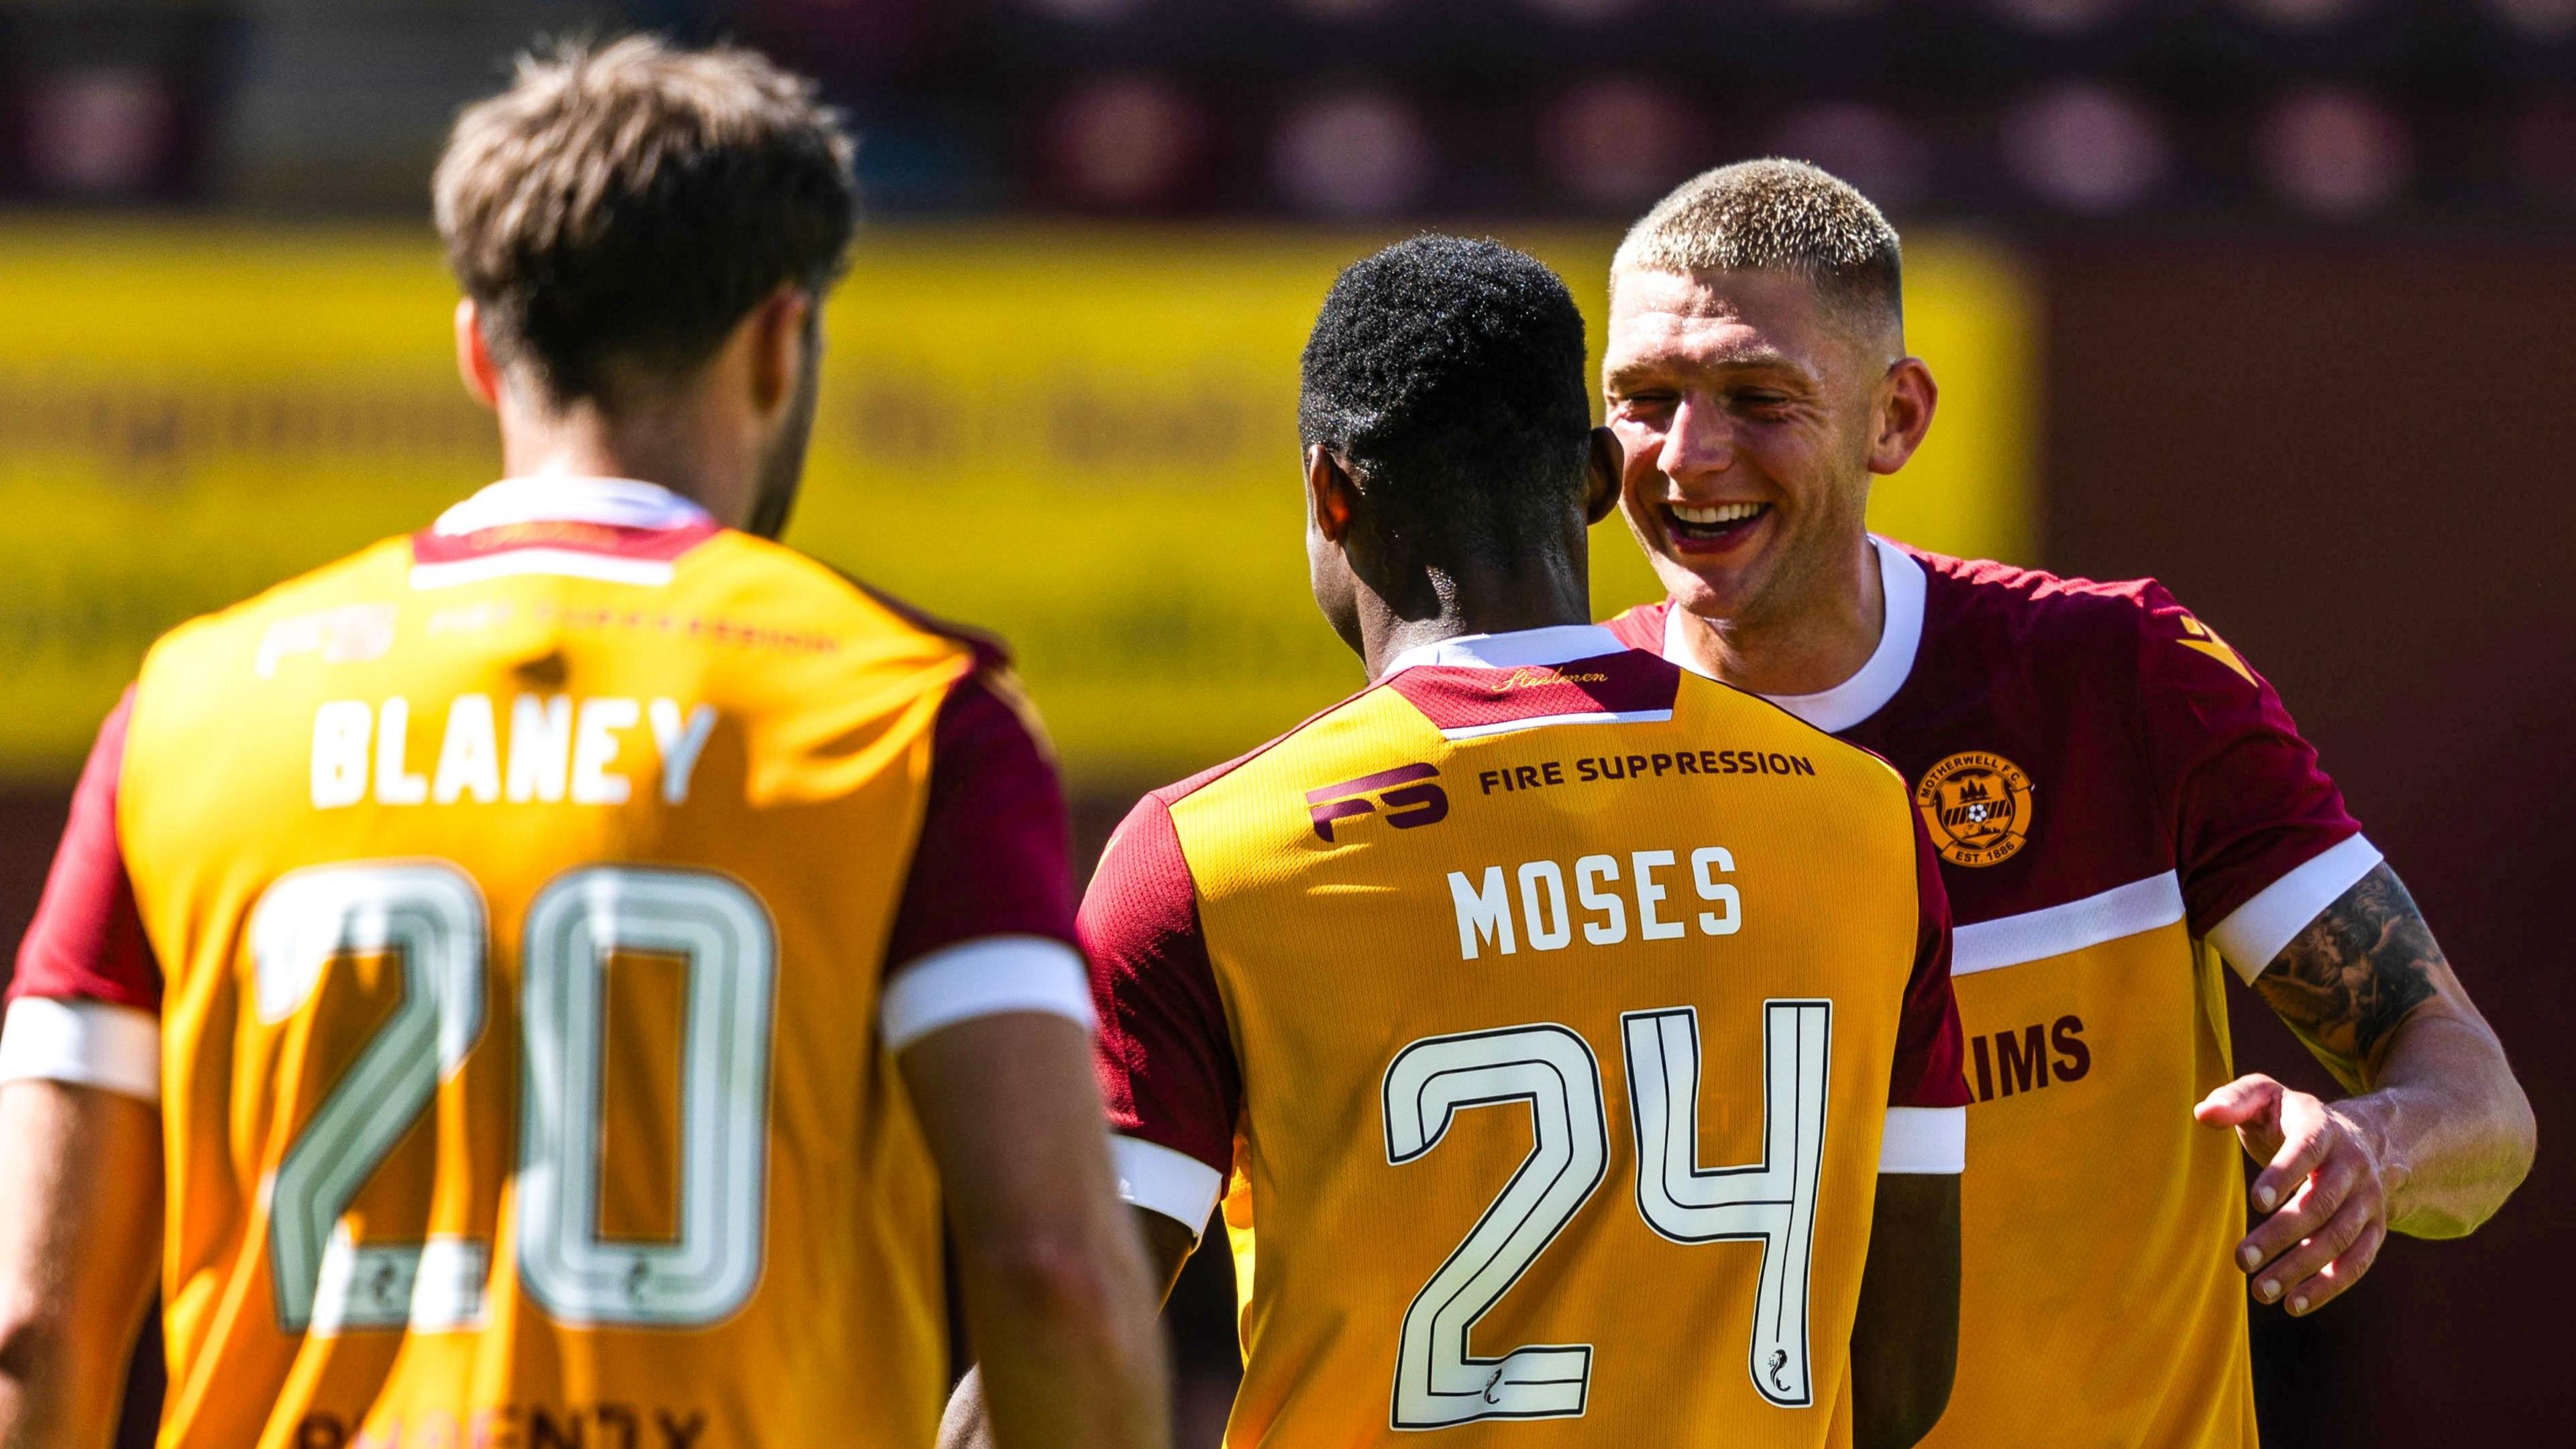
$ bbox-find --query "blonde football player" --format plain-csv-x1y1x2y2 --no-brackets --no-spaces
1596,160,2536,1448
0,38,1167,1449
949,237,1972,1447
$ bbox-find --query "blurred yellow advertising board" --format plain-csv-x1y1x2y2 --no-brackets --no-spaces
0,223,2032,787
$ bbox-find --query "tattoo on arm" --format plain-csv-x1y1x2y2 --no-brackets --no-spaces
2251,863,2441,1089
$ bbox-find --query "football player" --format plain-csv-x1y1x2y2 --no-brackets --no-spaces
948,236,1970,1447
1596,159,2536,1449
0,38,1167,1449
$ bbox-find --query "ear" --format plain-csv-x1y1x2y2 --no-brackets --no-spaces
1867,356,1939,476
748,285,814,421
1582,425,1622,525
1305,443,1360,544
453,299,503,411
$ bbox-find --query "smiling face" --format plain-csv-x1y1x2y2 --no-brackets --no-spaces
1603,266,1920,630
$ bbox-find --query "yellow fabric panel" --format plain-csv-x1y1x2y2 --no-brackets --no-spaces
117,529,967,1448
1922,921,2256,1449
1172,676,1933,1448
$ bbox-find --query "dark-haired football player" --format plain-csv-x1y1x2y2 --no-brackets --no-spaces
948,235,1970,1448
0,38,1167,1449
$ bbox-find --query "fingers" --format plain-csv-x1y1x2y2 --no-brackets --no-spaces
2247,1199,2387,1316
2249,1104,2336,1216
2193,1073,2282,1126
2195,1074,2287,1164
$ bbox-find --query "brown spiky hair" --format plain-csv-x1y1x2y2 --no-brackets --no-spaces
1612,158,1904,343
433,34,858,407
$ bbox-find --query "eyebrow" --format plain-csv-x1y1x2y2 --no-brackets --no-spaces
1604,345,1817,390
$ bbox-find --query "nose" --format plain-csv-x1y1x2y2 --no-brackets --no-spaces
1657,394,1735,487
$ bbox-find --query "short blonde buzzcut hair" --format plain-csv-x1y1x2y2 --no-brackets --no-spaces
1612,158,1904,338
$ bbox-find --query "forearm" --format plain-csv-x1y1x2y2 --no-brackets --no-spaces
955,1223,1168,1449
1848,1173,1960,1449
2249,862,2536,1239
0,1081,160,1449
2337,1010,2535,1238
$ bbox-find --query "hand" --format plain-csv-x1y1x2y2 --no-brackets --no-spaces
2194,1073,2396,1316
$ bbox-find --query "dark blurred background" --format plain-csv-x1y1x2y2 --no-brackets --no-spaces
1,1,2571,1444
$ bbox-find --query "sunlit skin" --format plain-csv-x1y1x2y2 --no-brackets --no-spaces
1601,266,1937,696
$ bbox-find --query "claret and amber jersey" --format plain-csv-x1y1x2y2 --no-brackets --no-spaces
0,477,1096,1449
1090,624,1969,1448
1609,537,2378,1449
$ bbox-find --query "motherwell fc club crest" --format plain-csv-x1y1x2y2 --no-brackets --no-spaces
1915,751,2035,867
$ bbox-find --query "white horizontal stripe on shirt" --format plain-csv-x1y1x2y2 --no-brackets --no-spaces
0,997,160,1102
1382,624,1627,676
433,475,712,535
1112,1136,1224,1234
1953,871,2187,977
409,551,678,591
1437,708,1675,741
1879,1106,1966,1174
2208,835,2383,984
879,936,1095,1053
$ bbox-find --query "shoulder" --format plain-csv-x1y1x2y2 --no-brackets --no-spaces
1904,543,2174,655
688,534,1012,672
1142,677,1395,816
1603,599,1670,652
136,535,416,689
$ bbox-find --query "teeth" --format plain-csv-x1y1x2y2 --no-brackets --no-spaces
1672,502,1764,525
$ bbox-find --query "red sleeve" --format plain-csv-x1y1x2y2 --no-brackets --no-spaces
1082,793,1239,1177
881,671,1078,972
1889,808,1970,1109
2133,584,2363,936
9,690,162,1012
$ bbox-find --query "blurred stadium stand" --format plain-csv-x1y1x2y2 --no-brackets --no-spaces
1,3,2569,1448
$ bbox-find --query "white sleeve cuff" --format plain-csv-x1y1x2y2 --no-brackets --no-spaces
2207,835,2384,983
1878,1106,1966,1174
1112,1135,1224,1234
0,997,160,1102
880,935,1095,1053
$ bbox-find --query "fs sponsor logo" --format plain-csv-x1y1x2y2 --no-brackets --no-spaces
1305,763,1448,843
1915,750,2035,868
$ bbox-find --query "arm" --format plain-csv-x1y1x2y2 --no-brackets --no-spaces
2195,863,2536,1313
0,1079,161,1449
1849,1173,1960,1449
904,1014,1171,1449
941,1208,1197,1449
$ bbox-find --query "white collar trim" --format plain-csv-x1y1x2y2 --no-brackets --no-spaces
1662,535,1926,733
1383,624,1627,678
432,476,713,536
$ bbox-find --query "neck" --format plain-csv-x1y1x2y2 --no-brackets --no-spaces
1362,556,1595,680
496,386,754,529
1671,535,1884,697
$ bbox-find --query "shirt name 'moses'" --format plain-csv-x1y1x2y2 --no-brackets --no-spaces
1448,847,1741,961
308,694,717,810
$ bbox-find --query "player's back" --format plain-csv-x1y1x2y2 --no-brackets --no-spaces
116,480,999,1446
1090,626,1965,1447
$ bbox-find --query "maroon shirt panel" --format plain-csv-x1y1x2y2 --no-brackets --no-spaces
1083,791,1240,1176
1608,547,2365,936
1383,650,1680,731
9,689,162,1012
2131,581,2363,936
1894,808,1973,1109
883,671,1081,974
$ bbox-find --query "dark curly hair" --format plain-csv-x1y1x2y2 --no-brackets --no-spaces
1299,235,1594,568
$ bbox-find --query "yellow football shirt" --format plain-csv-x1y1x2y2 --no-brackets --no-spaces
1089,625,1969,1447
0,477,1094,1448
1609,538,2379,1449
